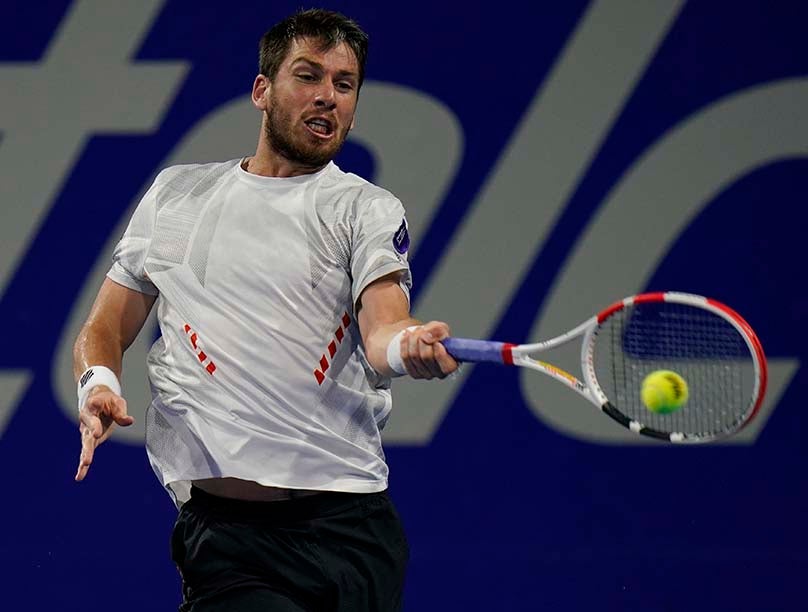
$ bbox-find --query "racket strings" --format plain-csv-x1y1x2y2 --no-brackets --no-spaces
596,302,754,438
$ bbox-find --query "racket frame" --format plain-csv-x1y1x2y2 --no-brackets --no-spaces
450,291,768,443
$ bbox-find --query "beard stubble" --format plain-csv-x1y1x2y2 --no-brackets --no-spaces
264,98,348,170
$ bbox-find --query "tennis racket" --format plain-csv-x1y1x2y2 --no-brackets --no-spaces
442,292,767,443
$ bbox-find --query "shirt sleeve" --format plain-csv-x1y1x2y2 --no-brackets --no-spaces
351,196,413,305
106,176,161,296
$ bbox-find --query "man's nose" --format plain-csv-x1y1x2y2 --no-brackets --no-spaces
314,82,337,108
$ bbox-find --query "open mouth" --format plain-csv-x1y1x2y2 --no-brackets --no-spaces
304,117,334,138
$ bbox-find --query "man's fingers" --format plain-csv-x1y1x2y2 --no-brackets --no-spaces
432,342,458,377
84,393,134,430
403,329,445,379
80,426,96,463
108,396,134,427
115,414,135,426
417,337,445,378
418,322,451,344
398,323,457,379
78,409,103,438
420,322,456,377
76,425,97,481
75,391,133,481
75,459,92,482
404,330,433,378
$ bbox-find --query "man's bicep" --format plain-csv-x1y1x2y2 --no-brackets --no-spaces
86,278,157,350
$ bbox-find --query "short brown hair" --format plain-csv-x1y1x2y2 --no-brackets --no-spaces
259,9,369,89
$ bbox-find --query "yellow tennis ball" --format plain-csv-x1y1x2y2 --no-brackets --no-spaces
641,370,689,414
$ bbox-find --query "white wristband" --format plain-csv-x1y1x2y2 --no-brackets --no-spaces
386,326,421,376
77,366,121,412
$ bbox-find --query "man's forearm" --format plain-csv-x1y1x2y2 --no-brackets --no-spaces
72,322,125,382
73,278,157,382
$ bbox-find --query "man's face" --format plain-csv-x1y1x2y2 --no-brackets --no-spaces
263,37,359,169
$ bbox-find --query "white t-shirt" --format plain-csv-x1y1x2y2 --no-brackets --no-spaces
107,159,412,505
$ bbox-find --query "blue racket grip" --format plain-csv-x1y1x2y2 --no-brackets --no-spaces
441,338,515,365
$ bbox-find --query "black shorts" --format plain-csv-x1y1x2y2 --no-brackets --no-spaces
171,486,409,611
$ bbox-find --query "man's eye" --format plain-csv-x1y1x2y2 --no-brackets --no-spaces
297,73,316,81
336,82,354,92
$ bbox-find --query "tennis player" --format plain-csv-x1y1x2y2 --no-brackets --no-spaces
73,9,457,611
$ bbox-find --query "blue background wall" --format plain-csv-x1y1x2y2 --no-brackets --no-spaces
1,1,806,610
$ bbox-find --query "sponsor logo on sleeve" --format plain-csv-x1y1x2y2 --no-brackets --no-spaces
393,219,410,255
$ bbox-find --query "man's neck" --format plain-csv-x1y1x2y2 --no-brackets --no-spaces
245,146,326,178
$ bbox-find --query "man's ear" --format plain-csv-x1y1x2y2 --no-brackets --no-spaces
251,74,270,111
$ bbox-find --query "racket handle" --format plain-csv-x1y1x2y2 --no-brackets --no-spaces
442,337,514,365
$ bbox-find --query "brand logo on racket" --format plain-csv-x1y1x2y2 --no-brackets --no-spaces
537,360,585,391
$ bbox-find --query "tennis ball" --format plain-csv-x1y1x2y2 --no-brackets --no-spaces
641,370,688,414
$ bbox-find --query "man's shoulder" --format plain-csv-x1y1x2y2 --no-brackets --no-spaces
325,164,401,207
153,159,240,196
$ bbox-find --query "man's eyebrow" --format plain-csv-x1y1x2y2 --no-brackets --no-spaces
291,57,357,79
291,57,323,70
